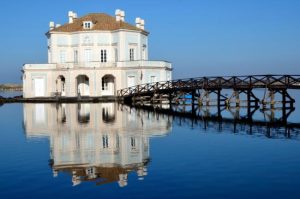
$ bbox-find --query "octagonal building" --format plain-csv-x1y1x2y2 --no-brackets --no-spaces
22,9,172,98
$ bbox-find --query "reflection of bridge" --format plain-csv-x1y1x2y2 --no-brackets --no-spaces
126,105,300,140
118,75,300,120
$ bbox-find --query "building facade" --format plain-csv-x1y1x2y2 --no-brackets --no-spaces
23,9,172,98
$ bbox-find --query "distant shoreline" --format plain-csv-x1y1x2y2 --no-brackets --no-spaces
0,84,22,91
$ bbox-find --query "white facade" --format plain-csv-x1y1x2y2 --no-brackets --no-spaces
23,10,172,98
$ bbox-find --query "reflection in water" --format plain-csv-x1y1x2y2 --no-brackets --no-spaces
57,103,66,123
132,105,300,140
23,103,300,188
78,103,90,124
102,103,116,123
23,103,171,187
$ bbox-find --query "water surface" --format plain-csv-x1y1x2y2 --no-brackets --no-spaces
0,102,300,199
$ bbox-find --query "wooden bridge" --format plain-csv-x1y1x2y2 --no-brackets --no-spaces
118,75,300,120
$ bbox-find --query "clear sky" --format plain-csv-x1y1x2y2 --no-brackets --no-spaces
0,0,300,83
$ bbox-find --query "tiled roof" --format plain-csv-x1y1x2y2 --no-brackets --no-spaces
50,13,148,34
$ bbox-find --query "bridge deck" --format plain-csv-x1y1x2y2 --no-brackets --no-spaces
118,75,300,97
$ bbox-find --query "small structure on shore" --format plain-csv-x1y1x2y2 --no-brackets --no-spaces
22,9,172,98
0,84,22,91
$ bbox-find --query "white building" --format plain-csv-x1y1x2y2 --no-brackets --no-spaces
22,9,172,98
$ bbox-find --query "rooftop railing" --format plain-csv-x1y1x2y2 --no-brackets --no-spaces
24,60,172,70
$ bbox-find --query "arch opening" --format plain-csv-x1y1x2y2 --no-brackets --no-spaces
101,75,115,96
76,75,90,96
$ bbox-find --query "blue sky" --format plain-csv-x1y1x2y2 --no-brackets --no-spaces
0,0,300,83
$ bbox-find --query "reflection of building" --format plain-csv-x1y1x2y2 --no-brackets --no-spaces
23,103,171,187
22,9,172,98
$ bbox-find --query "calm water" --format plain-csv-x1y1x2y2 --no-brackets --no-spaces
0,100,300,198
0,91,22,98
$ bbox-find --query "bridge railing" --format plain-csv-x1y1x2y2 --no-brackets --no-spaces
117,75,300,97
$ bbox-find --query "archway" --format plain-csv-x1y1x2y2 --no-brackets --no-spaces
56,75,66,96
101,75,115,96
76,75,90,96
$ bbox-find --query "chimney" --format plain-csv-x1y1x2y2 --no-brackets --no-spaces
115,9,125,22
135,17,141,29
115,9,121,22
140,19,145,30
73,12,78,19
49,21,55,30
68,11,74,23
120,10,125,22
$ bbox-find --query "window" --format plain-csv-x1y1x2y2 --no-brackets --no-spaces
86,167,94,175
84,49,91,62
59,50,66,63
142,48,146,60
83,21,92,29
114,48,118,62
167,73,171,81
142,44,147,60
74,50,78,63
83,36,91,44
150,76,157,83
129,48,134,61
116,135,119,149
76,133,80,149
101,50,107,63
102,135,109,149
131,137,136,150
127,76,136,87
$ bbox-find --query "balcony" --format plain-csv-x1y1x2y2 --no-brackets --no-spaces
117,60,172,69
23,64,56,70
57,62,117,69
24,60,172,70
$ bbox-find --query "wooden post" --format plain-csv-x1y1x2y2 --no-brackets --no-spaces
217,89,221,117
270,90,275,109
168,92,172,107
205,91,210,106
217,89,221,107
282,89,287,122
247,89,251,119
235,90,240,107
192,90,196,115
